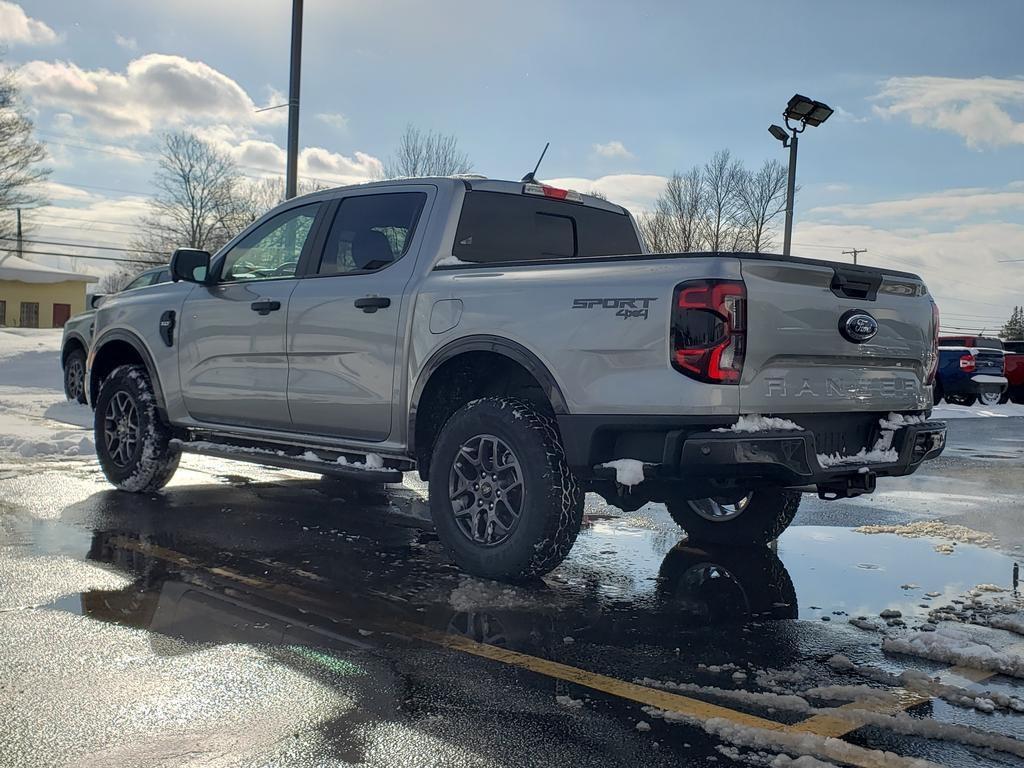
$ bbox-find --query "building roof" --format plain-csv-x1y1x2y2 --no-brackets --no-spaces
0,254,99,284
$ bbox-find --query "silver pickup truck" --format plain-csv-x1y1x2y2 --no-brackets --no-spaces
86,177,946,580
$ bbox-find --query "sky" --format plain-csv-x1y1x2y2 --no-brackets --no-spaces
3,0,1023,330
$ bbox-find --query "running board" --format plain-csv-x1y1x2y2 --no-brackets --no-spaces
170,439,404,483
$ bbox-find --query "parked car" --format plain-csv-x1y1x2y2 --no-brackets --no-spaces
934,335,1007,406
1002,340,1024,404
61,266,170,403
83,177,946,580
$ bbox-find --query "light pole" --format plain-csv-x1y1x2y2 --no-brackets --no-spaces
769,94,833,256
285,0,303,200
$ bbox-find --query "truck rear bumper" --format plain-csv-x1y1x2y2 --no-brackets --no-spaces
559,413,946,500
673,420,946,498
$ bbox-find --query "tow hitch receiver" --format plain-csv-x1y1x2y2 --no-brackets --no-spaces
817,471,876,501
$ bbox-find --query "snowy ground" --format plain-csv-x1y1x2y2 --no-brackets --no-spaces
0,328,94,462
934,402,1024,419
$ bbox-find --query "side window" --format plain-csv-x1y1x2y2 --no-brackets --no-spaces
220,203,321,282
317,192,426,276
123,271,156,291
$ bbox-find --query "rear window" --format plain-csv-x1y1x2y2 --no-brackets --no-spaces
453,191,640,263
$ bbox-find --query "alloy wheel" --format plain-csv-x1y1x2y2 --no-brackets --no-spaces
448,434,525,546
103,390,140,467
687,493,754,523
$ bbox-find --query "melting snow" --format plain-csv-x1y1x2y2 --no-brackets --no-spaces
597,458,648,487
712,415,804,433
882,625,1024,678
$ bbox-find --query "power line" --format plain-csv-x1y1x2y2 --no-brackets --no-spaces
0,235,161,255
7,248,162,265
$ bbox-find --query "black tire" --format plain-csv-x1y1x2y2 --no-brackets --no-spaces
658,544,798,623
932,382,943,406
946,394,977,407
95,364,179,492
664,488,801,547
999,391,1011,405
63,347,88,404
428,397,583,581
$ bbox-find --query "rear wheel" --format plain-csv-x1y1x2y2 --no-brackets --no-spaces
428,397,583,581
932,382,943,406
95,364,179,492
978,391,1001,406
665,488,801,547
63,348,87,404
999,391,1011,405
946,394,977,407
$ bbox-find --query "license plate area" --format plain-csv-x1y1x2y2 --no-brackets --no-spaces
784,412,881,457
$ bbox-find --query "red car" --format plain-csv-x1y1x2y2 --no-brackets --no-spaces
1004,340,1024,404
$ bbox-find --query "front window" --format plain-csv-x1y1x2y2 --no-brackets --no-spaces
317,192,426,276
220,203,321,282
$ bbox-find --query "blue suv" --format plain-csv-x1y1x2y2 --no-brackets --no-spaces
934,336,1007,407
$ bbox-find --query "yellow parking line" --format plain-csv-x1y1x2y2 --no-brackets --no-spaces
109,536,1012,763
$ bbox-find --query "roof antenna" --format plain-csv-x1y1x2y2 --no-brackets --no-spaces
521,142,549,184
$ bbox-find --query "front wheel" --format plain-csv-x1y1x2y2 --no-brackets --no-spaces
63,348,88,404
946,394,977,407
428,398,583,581
95,364,180,492
978,390,1002,407
665,488,801,547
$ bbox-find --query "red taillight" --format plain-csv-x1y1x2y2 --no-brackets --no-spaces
925,301,940,385
671,279,746,384
959,353,976,373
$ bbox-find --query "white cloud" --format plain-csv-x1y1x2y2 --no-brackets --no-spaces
18,54,285,137
0,1,59,45
822,183,851,193
875,75,1024,148
809,183,1024,222
195,131,382,186
794,219,1022,322
544,173,667,212
592,140,634,160
316,112,348,131
114,33,138,51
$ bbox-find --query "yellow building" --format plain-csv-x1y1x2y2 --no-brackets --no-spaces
0,255,98,329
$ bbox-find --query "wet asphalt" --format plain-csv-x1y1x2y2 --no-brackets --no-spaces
1,417,1023,767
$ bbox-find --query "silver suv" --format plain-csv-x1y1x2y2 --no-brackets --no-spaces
86,178,946,580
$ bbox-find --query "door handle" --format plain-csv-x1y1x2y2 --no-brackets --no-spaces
250,299,282,315
354,296,391,313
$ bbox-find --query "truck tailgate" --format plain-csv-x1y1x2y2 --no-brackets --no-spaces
738,258,934,414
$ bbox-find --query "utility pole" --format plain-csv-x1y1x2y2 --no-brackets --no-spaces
284,0,303,200
842,247,867,265
16,208,23,259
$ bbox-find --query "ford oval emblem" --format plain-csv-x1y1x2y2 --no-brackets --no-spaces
839,309,878,344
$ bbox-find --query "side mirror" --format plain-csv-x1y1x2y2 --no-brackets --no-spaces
89,294,107,309
170,248,211,284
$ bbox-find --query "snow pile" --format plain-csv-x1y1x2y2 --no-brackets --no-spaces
990,614,1024,635
597,458,648,487
878,412,929,430
448,577,559,612
336,452,386,471
0,329,95,462
554,694,583,709
854,521,996,549
882,625,1024,678
434,256,466,267
713,415,804,433
817,411,932,468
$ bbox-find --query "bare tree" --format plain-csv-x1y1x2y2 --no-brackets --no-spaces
737,159,787,253
232,176,329,225
135,131,242,259
699,150,745,253
0,60,48,245
382,124,473,178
